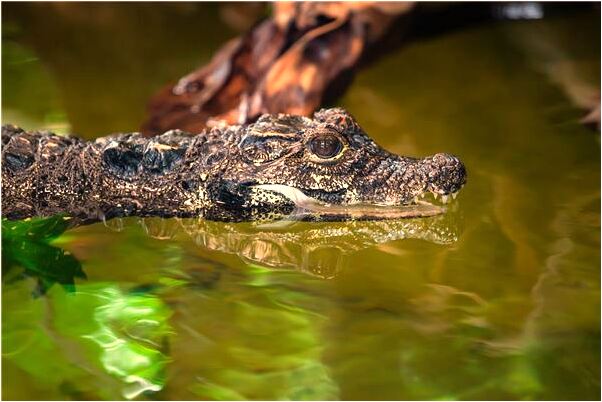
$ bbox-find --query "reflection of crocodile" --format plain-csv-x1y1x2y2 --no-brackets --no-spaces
2,108,466,223
138,212,461,279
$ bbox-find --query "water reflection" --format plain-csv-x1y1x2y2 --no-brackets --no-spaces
2,217,173,399
161,264,340,400
82,285,172,399
138,211,461,279
2,280,173,400
1,212,464,400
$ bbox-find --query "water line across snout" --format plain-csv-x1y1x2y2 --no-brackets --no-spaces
253,184,447,220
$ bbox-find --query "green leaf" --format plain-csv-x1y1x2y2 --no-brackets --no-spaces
2,215,71,242
2,215,84,295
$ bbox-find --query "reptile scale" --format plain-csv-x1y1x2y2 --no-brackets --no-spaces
1,108,466,223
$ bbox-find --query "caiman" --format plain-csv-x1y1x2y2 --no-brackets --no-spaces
1,108,466,224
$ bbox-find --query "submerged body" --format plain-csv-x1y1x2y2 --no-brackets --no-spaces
1,108,466,223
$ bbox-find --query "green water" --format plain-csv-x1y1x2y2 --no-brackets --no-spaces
2,4,600,400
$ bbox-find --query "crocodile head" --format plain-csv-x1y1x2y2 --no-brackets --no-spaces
217,108,466,220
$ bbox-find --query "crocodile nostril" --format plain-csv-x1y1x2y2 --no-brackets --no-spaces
432,153,461,167
422,153,467,195
432,153,448,164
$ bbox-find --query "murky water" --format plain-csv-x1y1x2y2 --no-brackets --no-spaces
2,4,600,400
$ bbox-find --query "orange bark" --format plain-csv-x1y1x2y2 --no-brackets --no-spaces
142,2,415,135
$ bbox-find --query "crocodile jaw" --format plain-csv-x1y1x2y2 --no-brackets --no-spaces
253,184,447,220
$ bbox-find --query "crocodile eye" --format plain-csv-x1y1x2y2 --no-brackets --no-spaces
308,134,343,159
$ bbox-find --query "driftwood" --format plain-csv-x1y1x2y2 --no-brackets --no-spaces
142,2,415,135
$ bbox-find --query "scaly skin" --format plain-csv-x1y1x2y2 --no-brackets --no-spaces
1,108,466,223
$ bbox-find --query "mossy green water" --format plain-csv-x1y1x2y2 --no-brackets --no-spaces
2,4,600,400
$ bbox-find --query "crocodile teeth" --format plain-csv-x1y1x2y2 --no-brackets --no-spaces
452,192,458,199
441,195,449,204
433,193,439,200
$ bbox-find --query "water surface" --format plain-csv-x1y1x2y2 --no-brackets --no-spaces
2,4,600,400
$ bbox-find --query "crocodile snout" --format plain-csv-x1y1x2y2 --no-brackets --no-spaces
421,153,467,197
